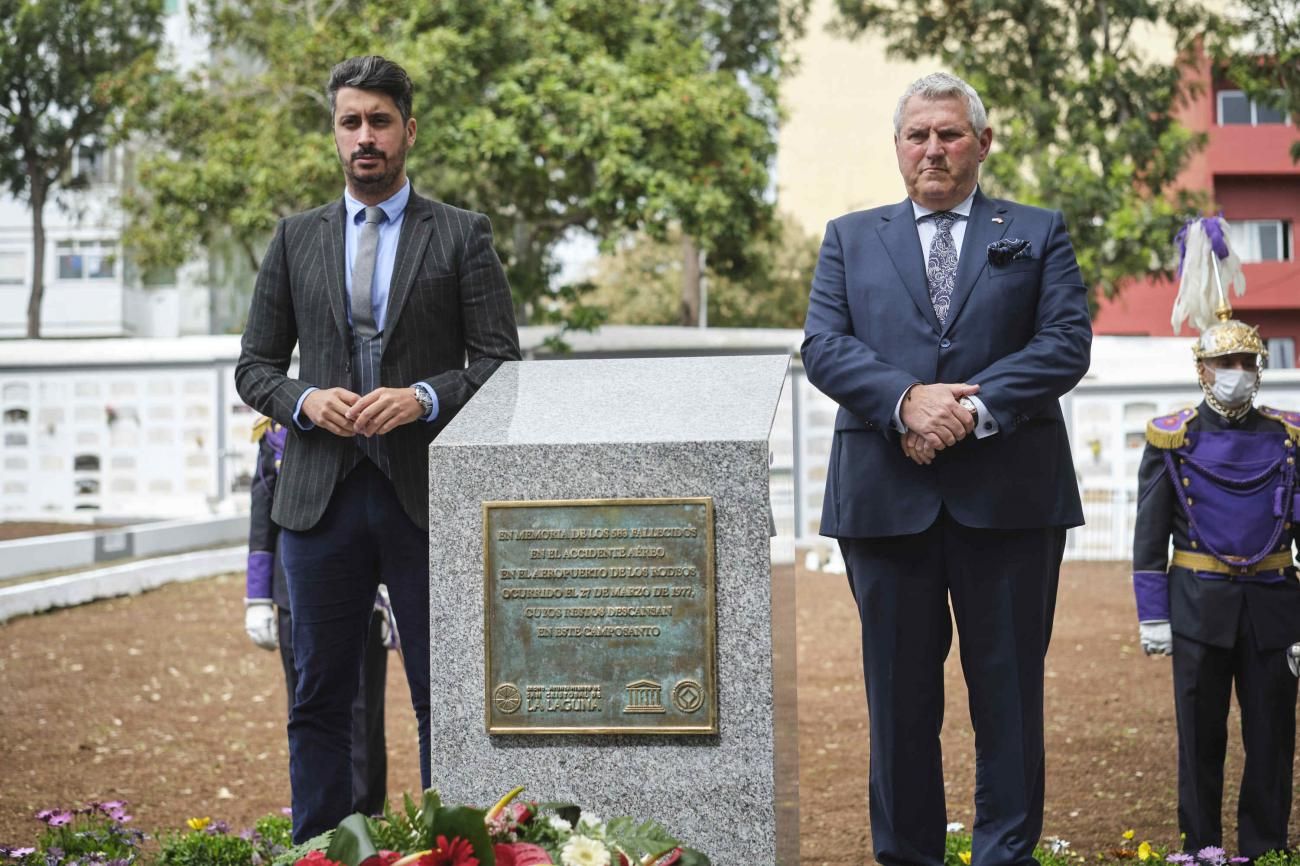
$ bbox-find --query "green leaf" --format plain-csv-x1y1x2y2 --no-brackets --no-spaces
426,805,495,866
603,817,680,860
326,815,380,866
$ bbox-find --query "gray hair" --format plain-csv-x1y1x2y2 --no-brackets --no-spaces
893,72,988,136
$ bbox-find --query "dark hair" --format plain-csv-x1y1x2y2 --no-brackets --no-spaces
327,56,414,123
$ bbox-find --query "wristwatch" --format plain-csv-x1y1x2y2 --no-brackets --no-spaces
958,396,978,418
411,385,433,418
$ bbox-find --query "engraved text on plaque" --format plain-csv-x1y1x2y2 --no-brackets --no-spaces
483,497,716,734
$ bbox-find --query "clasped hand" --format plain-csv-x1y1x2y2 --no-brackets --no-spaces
301,387,422,437
899,383,979,466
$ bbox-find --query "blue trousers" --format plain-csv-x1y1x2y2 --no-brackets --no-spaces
280,460,430,843
278,606,388,817
840,510,1066,866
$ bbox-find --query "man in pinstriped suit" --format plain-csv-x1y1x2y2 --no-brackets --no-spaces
235,55,520,842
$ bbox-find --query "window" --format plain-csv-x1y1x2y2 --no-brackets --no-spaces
0,250,24,285
1226,220,1291,263
1217,89,1290,126
1267,337,1296,369
56,240,117,281
74,144,113,185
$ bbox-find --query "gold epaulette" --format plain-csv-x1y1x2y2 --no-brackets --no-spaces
1145,407,1197,449
251,416,272,443
1258,406,1300,441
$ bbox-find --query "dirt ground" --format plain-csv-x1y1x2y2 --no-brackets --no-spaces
0,522,108,542
1,555,1297,864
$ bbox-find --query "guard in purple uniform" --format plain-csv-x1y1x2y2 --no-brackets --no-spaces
245,416,394,815
1132,308,1300,857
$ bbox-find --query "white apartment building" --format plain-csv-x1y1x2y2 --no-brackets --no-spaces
0,0,215,339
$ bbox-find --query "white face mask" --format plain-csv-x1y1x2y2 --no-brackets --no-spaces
1211,368,1257,407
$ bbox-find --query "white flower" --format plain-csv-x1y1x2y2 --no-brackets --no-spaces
1047,838,1071,855
946,822,966,834
577,812,603,830
549,816,573,833
561,834,611,866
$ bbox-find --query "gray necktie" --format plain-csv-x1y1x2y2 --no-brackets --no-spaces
351,206,386,338
926,211,958,325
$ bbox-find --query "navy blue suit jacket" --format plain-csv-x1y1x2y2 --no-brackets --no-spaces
802,190,1091,538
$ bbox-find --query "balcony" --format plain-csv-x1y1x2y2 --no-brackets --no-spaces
1207,123,1300,176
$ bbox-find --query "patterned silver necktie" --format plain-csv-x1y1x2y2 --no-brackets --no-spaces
926,211,958,325
351,205,386,338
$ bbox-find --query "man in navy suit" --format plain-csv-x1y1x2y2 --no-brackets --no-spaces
802,72,1092,866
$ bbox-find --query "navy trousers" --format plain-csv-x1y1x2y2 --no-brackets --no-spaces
280,460,431,843
839,510,1066,866
1172,617,1297,857
278,606,388,816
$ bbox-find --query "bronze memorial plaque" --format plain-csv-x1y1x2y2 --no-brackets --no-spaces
483,497,717,734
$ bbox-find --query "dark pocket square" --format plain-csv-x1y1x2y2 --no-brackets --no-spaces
987,238,1033,266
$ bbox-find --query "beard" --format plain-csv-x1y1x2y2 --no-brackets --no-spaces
339,141,407,195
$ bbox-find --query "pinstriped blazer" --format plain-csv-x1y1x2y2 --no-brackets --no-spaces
235,190,521,532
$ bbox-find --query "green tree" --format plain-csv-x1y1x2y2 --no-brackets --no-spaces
586,212,820,328
830,0,1214,304
657,0,810,323
125,0,795,337
0,0,165,337
1208,0,1300,161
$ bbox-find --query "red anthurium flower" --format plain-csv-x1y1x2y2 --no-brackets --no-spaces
360,851,402,866
493,843,552,866
510,802,536,825
295,852,347,866
417,837,479,866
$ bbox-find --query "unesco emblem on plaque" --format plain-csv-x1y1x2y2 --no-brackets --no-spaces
483,497,717,735
623,679,666,714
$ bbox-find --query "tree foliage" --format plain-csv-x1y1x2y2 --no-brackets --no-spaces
831,0,1215,304
1207,0,1300,161
585,212,820,329
125,0,802,333
0,0,165,337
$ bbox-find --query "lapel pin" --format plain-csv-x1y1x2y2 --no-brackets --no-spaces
992,217,1004,224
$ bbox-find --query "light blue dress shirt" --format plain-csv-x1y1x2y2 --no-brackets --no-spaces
293,181,439,428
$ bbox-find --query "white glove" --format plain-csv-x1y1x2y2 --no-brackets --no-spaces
244,599,278,650
1288,643,1300,678
375,585,399,650
1139,620,1173,656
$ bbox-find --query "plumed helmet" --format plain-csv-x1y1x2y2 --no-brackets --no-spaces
1171,215,1267,363
1193,315,1268,361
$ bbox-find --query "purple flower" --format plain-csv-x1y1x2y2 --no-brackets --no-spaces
1166,855,1194,864
1,848,37,861
279,808,292,817
96,802,130,821
1196,848,1226,866
44,812,73,828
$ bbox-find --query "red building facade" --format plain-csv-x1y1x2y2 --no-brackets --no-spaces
1092,59,1300,367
